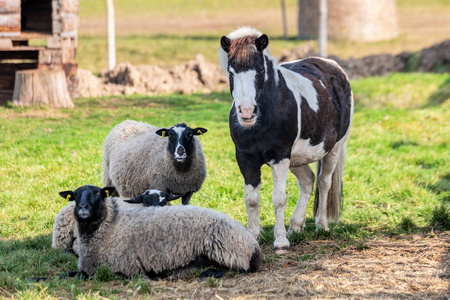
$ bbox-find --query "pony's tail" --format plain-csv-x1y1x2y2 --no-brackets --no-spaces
313,143,346,221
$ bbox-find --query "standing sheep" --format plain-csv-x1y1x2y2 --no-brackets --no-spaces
59,185,262,278
102,120,207,204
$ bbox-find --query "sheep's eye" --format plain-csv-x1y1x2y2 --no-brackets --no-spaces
189,133,193,137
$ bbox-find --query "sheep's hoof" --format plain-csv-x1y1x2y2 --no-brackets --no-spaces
274,246,290,254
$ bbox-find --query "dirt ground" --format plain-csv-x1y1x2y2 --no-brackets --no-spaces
119,232,449,299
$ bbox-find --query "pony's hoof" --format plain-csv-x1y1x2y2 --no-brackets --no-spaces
274,246,290,254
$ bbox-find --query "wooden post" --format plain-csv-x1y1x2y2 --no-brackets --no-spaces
318,0,327,57
281,0,288,41
106,0,116,70
12,69,74,108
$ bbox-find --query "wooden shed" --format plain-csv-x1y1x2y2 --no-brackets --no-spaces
0,0,79,107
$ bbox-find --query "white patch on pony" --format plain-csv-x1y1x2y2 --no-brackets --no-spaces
232,70,257,117
290,138,328,167
319,79,326,89
278,67,319,113
264,54,279,85
245,183,262,240
227,26,263,40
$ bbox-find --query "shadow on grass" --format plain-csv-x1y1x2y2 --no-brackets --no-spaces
416,173,450,230
259,213,449,250
426,75,450,107
259,219,372,249
0,234,77,288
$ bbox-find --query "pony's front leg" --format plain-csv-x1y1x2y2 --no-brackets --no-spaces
244,183,262,240
270,159,290,254
237,155,263,241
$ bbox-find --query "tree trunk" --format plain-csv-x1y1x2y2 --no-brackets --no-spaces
12,69,74,108
298,0,398,42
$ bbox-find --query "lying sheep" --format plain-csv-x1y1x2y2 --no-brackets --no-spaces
52,202,78,255
59,185,261,278
52,189,183,255
124,189,182,206
102,120,208,204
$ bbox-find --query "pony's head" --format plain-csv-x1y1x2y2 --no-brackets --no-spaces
220,27,269,127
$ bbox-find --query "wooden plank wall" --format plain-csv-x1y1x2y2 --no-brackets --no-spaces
0,0,21,37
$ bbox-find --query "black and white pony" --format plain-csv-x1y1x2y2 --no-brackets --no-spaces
220,27,353,254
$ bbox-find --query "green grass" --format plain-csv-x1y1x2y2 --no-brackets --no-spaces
0,73,449,297
73,0,450,73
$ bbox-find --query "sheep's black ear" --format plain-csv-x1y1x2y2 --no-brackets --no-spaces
101,187,115,199
123,195,144,204
165,194,183,201
155,128,169,138
192,127,207,136
221,36,231,53
59,191,75,201
255,34,269,52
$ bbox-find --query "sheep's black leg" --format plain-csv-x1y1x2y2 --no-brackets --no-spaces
59,271,89,280
28,277,49,282
181,192,193,205
199,269,228,280
28,271,88,282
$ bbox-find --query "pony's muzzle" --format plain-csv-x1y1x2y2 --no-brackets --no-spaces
237,105,257,126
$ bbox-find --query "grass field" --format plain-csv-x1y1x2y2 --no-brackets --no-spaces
73,0,450,74
0,72,449,298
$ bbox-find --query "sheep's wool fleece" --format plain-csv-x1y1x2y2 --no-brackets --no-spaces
78,198,261,277
52,199,135,256
102,120,207,197
52,203,78,254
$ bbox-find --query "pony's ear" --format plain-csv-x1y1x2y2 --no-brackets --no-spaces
221,36,231,53
59,191,75,201
255,34,269,52
155,128,168,138
101,187,116,199
192,127,207,136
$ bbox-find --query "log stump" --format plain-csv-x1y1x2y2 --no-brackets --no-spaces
12,69,74,108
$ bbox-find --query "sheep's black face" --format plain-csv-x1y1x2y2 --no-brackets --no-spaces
124,189,182,206
59,185,116,222
156,123,207,163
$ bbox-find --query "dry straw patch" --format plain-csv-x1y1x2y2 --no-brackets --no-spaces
143,232,449,299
